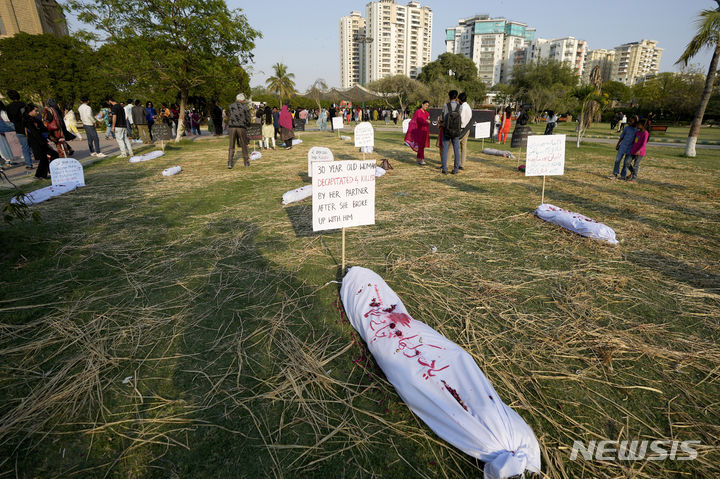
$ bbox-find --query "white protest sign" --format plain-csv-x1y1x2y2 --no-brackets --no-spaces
354,122,374,148
332,116,344,130
402,118,411,134
474,122,491,139
312,160,375,232
50,158,85,187
307,147,334,177
525,134,566,176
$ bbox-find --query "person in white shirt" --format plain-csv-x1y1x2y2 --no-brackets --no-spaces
124,99,134,139
392,109,398,124
78,97,105,157
458,92,473,170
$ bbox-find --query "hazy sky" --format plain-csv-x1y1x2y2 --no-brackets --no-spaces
233,0,714,90
67,0,716,91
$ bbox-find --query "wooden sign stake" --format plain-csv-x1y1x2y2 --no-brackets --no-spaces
481,138,485,150
341,227,346,273
541,175,546,204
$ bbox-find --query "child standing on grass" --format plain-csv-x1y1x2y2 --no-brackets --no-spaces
626,118,649,182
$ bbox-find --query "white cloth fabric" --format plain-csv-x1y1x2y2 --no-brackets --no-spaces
250,151,262,161
78,104,95,126
340,135,351,141
292,139,303,146
341,267,542,479
460,102,472,128
162,166,182,176
482,148,516,159
11,184,77,206
124,104,134,125
281,184,312,205
535,203,618,244
129,150,165,163
375,166,386,178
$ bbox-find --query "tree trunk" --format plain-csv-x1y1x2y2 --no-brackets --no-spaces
175,88,188,143
576,103,585,148
686,43,720,157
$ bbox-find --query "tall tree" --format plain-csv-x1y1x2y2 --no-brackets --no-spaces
265,63,296,104
304,79,328,112
417,53,486,104
68,0,259,142
367,75,426,118
677,1,720,156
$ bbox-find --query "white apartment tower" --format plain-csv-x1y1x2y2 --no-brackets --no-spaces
611,39,663,85
582,49,615,83
339,12,367,88
527,36,587,78
445,15,535,86
364,0,433,84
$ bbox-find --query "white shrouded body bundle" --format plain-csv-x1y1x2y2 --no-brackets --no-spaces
281,184,312,205
11,184,77,206
482,148,516,159
340,267,541,479
129,150,165,163
535,203,618,244
162,166,182,177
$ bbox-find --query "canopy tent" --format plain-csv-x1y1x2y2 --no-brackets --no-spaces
301,84,393,104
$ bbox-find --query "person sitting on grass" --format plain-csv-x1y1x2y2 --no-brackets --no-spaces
625,118,649,183
610,115,638,179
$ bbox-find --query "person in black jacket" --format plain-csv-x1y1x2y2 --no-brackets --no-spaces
226,94,251,168
212,100,224,136
23,104,58,179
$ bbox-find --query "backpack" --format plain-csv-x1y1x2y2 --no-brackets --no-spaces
444,102,462,138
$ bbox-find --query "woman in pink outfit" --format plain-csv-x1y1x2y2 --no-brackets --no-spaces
627,118,649,182
404,100,430,165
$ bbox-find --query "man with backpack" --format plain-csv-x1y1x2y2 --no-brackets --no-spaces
440,90,462,174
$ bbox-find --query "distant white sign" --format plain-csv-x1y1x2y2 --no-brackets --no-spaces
354,122,374,148
402,118,411,134
312,160,376,232
474,122,491,139
307,146,334,177
50,158,85,187
525,134,566,176
332,116,344,130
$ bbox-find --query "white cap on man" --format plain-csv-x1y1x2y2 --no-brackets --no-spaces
236,93,246,102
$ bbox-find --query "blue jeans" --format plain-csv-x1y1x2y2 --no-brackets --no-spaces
441,133,460,172
84,125,101,153
15,133,34,167
614,150,631,176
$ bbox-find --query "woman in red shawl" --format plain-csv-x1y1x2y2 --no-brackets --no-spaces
498,107,513,144
278,102,294,149
404,100,430,165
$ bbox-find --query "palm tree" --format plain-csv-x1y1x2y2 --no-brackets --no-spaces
265,63,296,105
677,1,720,157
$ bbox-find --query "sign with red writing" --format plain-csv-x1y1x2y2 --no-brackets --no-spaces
525,134,566,176
312,160,375,232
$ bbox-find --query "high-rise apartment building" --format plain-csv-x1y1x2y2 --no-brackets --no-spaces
445,15,535,86
610,39,663,85
582,49,615,84
340,1,432,87
526,36,587,78
339,11,367,88
0,0,68,38
364,0,433,83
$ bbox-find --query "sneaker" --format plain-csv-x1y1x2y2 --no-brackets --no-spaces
96,153,106,158
441,169,447,174
458,166,464,170
607,174,617,179
90,152,98,157
119,154,128,158
451,169,458,174
416,160,426,165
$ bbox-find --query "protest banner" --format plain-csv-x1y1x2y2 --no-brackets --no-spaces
307,147,334,177
525,134,566,203
474,122,491,139
312,159,376,271
49,158,85,187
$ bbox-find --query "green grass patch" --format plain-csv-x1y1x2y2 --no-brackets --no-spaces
1,131,718,478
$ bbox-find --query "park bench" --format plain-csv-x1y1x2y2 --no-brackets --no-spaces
650,124,668,132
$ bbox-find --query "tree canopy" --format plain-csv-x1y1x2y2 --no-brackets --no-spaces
367,75,425,115
68,0,260,140
0,32,114,106
510,59,579,92
265,63,296,103
417,53,486,105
